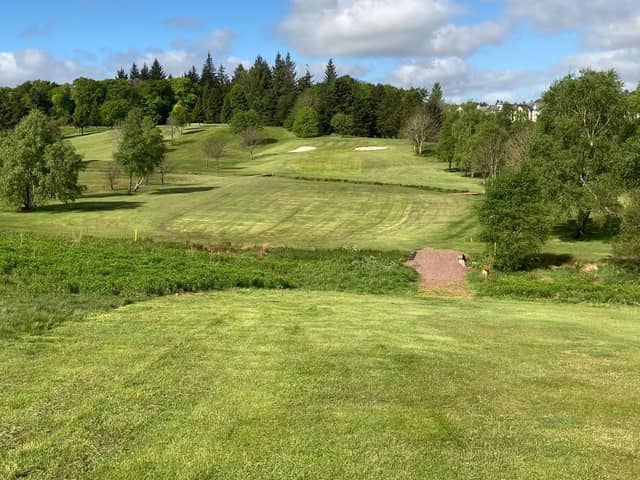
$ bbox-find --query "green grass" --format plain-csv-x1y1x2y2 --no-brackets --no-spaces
1,125,638,479
60,125,614,260
70,125,485,193
0,233,416,337
2,289,639,479
470,264,640,305
0,176,481,252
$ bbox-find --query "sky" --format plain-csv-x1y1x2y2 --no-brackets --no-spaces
1,0,639,102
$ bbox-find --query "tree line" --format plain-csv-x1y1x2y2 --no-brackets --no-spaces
0,54,427,139
451,70,640,270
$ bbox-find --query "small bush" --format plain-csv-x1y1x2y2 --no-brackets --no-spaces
230,110,262,134
293,107,320,138
615,190,640,264
331,113,353,136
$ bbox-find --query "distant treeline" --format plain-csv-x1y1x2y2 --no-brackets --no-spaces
0,54,428,137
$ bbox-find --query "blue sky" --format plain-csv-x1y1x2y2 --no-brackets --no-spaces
2,0,639,102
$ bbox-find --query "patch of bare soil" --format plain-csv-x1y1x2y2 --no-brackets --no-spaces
406,248,472,297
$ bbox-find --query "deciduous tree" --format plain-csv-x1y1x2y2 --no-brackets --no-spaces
529,70,628,237
0,111,85,210
114,108,166,194
201,136,226,169
404,108,439,156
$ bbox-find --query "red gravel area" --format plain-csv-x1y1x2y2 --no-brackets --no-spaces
406,248,471,293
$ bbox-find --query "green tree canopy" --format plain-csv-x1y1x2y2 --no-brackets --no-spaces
0,110,84,210
529,69,628,237
330,113,353,136
615,191,640,263
230,109,262,134
478,167,551,271
293,106,321,138
114,108,166,194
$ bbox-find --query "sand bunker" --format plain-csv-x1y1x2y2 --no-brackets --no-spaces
355,146,388,151
289,146,317,153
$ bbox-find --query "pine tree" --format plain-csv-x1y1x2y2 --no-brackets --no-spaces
245,56,276,124
272,52,298,124
185,66,200,84
116,68,128,80
129,62,140,80
201,53,215,86
150,58,166,80
324,59,337,84
232,64,247,84
298,67,313,91
191,95,204,124
140,63,150,81
425,82,444,131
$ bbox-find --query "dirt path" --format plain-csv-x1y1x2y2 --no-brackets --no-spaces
406,248,472,297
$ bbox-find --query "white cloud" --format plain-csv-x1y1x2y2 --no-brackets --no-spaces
559,48,640,88
301,60,370,80
104,29,236,76
279,0,506,57
585,15,640,50
506,0,638,33
0,49,102,86
388,57,548,102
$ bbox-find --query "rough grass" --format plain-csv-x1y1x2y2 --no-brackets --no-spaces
1,290,639,479
0,233,417,337
470,263,640,305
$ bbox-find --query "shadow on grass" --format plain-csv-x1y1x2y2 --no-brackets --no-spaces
261,138,279,146
152,186,218,195
36,201,144,213
220,166,247,171
82,191,130,199
553,218,620,242
532,253,575,268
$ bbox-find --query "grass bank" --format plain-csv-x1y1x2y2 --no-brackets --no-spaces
0,233,416,338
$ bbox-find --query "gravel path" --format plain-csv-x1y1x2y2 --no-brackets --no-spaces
406,248,471,293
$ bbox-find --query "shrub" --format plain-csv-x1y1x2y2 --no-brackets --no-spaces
293,107,320,138
615,190,640,263
478,167,551,271
230,110,262,134
330,113,353,136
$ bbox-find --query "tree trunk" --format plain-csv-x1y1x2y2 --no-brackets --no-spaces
575,209,591,239
133,177,145,192
128,175,133,195
23,184,32,211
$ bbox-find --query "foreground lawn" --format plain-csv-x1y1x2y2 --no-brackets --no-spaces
1,290,638,479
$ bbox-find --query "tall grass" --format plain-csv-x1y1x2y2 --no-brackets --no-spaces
0,233,416,337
